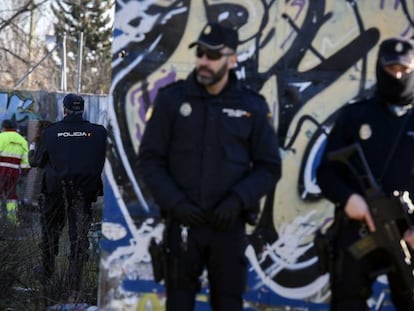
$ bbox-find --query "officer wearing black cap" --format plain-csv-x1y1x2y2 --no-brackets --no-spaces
317,37,414,311
30,93,107,298
63,93,85,113
137,23,281,311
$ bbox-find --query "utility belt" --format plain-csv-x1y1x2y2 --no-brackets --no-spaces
148,221,201,292
148,220,184,284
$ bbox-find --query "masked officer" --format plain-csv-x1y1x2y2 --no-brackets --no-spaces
30,94,107,298
137,23,281,311
0,119,29,224
317,37,414,311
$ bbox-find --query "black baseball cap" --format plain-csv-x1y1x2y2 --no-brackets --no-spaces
1,119,16,129
63,93,85,112
188,23,238,51
379,37,414,68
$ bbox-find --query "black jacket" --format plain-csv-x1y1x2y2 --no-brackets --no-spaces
30,114,107,195
137,70,281,213
317,96,414,208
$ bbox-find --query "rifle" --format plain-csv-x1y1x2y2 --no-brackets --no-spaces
328,142,414,297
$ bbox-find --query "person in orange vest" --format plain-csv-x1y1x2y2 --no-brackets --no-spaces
0,119,30,224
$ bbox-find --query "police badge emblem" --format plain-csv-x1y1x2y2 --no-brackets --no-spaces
359,123,372,140
180,102,192,117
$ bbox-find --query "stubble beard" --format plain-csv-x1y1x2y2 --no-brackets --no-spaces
196,62,228,87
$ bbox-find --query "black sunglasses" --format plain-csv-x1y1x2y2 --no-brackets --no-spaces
195,46,234,60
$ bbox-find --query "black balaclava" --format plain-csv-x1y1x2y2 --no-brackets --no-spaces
376,37,414,106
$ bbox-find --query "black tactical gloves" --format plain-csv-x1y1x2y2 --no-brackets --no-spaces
172,202,206,227
212,195,242,231
171,195,255,229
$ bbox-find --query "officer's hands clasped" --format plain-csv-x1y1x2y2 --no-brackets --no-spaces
212,195,242,231
172,195,247,230
172,202,206,227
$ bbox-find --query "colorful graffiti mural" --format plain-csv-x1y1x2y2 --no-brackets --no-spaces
102,0,414,310
0,90,107,130
0,90,42,133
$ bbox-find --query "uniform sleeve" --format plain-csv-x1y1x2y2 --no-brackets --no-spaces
231,95,282,208
29,131,48,168
316,108,358,207
137,90,187,213
20,137,30,169
96,125,108,172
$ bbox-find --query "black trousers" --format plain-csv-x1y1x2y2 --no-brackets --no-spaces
164,219,247,311
39,189,93,291
330,220,414,311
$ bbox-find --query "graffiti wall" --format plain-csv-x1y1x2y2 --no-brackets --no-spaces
0,90,107,131
102,0,414,310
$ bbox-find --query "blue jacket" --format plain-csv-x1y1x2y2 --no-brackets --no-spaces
137,71,281,213
30,114,107,195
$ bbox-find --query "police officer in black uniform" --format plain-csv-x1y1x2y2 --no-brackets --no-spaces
137,23,281,311
30,94,107,296
317,37,414,311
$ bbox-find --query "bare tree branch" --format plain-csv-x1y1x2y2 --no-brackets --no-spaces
0,0,34,32
0,47,30,65
0,0,51,32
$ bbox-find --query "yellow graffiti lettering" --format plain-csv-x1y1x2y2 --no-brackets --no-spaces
136,293,164,311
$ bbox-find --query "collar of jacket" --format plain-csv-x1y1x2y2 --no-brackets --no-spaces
63,114,85,122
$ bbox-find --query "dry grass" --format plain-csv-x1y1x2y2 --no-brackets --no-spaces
0,206,101,310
